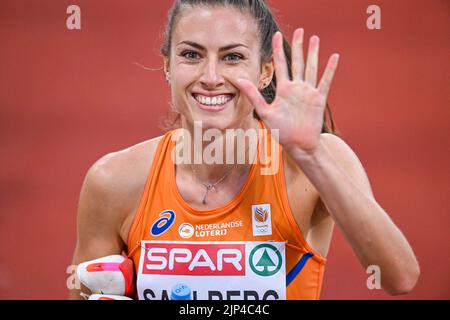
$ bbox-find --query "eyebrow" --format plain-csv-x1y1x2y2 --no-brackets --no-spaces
176,41,249,52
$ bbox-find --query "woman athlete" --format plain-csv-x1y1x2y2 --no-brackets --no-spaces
70,0,419,300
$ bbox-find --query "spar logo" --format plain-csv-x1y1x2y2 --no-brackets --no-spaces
142,242,245,276
150,210,176,236
249,243,282,277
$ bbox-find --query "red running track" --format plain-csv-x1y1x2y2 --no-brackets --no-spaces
0,0,448,299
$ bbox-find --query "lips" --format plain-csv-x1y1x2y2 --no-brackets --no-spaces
191,92,236,112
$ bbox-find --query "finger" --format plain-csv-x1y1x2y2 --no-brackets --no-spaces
305,35,320,87
272,31,289,83
236,78,270,117
318,53,340,97
291,28,305,82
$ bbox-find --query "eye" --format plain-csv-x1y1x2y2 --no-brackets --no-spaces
223,53,243,63
181,51,201,60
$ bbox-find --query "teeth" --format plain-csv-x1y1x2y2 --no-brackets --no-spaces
194,94,233,106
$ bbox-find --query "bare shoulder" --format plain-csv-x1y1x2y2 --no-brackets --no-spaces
78,135,164,246
320,133,364,168
85,135,164,203
319,133,374,197
283,133,371,196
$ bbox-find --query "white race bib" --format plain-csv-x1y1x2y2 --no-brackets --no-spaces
137,241,286,300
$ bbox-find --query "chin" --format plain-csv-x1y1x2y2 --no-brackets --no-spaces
180,99,255,131
193,114,235,131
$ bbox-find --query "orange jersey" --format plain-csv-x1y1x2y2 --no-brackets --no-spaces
127,123,326,300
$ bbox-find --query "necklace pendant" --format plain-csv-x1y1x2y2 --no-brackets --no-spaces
202,185,212,205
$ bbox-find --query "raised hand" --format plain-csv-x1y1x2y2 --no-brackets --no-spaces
237,28,339,156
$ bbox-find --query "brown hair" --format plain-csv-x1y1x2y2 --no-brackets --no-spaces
160,0,336,134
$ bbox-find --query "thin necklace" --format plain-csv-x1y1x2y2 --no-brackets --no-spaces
190,164,235,205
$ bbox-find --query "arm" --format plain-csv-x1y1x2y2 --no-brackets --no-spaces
69,138,160,299
69,155,127,300
289,133,420,295
237,28,419,295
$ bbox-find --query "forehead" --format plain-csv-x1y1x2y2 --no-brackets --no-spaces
173,6,259,49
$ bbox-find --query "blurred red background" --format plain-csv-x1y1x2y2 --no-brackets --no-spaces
0,0,448,299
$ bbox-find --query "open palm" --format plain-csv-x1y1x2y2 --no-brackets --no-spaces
237,29,339,155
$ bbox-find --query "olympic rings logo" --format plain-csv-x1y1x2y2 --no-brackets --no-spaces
150,210,176,236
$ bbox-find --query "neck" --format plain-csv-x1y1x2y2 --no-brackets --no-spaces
177,116,260,184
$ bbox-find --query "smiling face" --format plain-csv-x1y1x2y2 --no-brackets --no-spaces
164,5,273,130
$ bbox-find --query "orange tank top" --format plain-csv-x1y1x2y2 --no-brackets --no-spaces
127,123,326,300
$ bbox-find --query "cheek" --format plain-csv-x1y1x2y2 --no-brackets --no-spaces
226,63,260,80
230,69,259,95
172,67,192,86
170,71,191,101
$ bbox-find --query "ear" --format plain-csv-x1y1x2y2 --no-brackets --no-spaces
259,58,274,89
163,56,170,78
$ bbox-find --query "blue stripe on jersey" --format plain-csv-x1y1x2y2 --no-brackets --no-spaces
286,252,315,287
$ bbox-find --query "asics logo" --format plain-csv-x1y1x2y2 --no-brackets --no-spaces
150,210,176,236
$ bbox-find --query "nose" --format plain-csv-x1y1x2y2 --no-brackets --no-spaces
199,57,225,89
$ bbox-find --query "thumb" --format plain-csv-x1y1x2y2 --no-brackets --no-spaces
236,79,269,118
